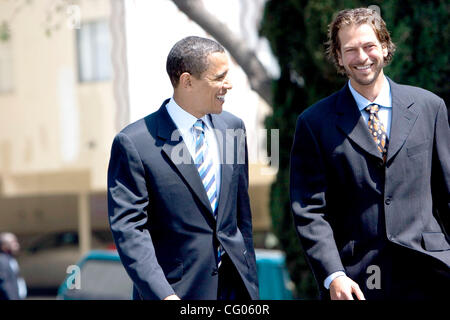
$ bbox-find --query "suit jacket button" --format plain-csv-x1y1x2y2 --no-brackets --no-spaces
385,198,391,205
211,268,218,276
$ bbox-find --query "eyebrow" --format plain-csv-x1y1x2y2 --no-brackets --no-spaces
214,70,228,79
343,41,377,50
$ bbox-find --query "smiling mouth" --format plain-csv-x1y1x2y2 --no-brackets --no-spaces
355,64,373,71
217,95,225,102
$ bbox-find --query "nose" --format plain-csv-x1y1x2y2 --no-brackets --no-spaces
223,76,232,90
356,47,369,61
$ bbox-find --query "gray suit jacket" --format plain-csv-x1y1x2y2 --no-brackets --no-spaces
290,78,450,296
108,100,259,300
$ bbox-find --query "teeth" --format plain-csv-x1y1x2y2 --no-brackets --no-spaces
217,95,225,102
356,65,371,70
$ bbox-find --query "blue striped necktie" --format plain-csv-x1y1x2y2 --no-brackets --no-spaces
193,119,218,212
193,119,224,266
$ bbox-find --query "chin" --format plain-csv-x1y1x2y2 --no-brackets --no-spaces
211,103,224,114
355,76,376,86
350,70,380,86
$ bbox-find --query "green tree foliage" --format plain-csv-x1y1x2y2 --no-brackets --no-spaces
261,0,449,299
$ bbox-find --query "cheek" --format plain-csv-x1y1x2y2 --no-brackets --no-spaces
338,52,350,67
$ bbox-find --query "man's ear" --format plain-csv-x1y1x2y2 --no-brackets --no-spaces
382,45,388,58
179,72,192,89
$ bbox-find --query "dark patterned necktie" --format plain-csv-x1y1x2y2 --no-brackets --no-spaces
365,103,389,162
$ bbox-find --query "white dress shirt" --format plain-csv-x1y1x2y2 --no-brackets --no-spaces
324,76,393,290
166,97,221,197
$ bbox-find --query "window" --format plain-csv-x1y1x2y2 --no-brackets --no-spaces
76,20,112,82
0,40,14,93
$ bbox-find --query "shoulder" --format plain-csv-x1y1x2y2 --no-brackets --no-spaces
120,113,156,138
390,80,445,109
117,99,171,141
215,110,245,128
298,90,341,125
113,109,161,147
396,84,441,100
108,113,160,164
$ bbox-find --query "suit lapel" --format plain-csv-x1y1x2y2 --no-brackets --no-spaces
157,102,215,218
335,84,383,160
385,78,418,163
209,113,234,225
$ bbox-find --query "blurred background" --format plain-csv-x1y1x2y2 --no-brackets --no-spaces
0,0,448,300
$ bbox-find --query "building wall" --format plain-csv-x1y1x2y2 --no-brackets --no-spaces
0,0,114,189
0,0,114,234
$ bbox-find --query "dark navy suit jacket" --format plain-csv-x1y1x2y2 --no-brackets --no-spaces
108,100,259,300
290,78,450,297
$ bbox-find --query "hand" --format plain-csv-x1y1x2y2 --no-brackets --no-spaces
163,294,181,300
329,276,365,300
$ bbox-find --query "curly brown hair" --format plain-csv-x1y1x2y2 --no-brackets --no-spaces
325,8,396,74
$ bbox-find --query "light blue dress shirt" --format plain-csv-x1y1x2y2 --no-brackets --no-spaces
348,76,392,138
166,98,221,197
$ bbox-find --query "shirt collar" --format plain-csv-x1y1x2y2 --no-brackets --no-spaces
348,76,392,111
166,97,212,133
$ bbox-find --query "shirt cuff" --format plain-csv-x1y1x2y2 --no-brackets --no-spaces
324,271,346,289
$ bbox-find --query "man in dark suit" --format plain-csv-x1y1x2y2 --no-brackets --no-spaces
290,8,449,300
107,36,258,300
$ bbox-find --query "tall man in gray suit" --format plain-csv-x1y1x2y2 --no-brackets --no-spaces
290,8,449,300
108,36,258,300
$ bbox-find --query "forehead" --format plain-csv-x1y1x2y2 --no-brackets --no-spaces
338,23,380,48
203,52,229,75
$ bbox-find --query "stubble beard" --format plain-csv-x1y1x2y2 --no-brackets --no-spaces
346,60,385,87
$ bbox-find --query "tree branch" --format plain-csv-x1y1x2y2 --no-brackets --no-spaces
171,0,273,105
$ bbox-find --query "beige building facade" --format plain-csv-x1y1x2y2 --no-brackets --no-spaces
0,0,114,254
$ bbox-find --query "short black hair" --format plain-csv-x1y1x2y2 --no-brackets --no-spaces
166,36,225,87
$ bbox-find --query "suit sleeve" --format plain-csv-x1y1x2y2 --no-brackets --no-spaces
107,132,175,300
236,120,252,238
431,99,450,233
290,115,344,286
236,120,258,281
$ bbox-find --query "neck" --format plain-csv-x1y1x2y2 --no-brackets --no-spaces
172,92,204,119
350,72,385,102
